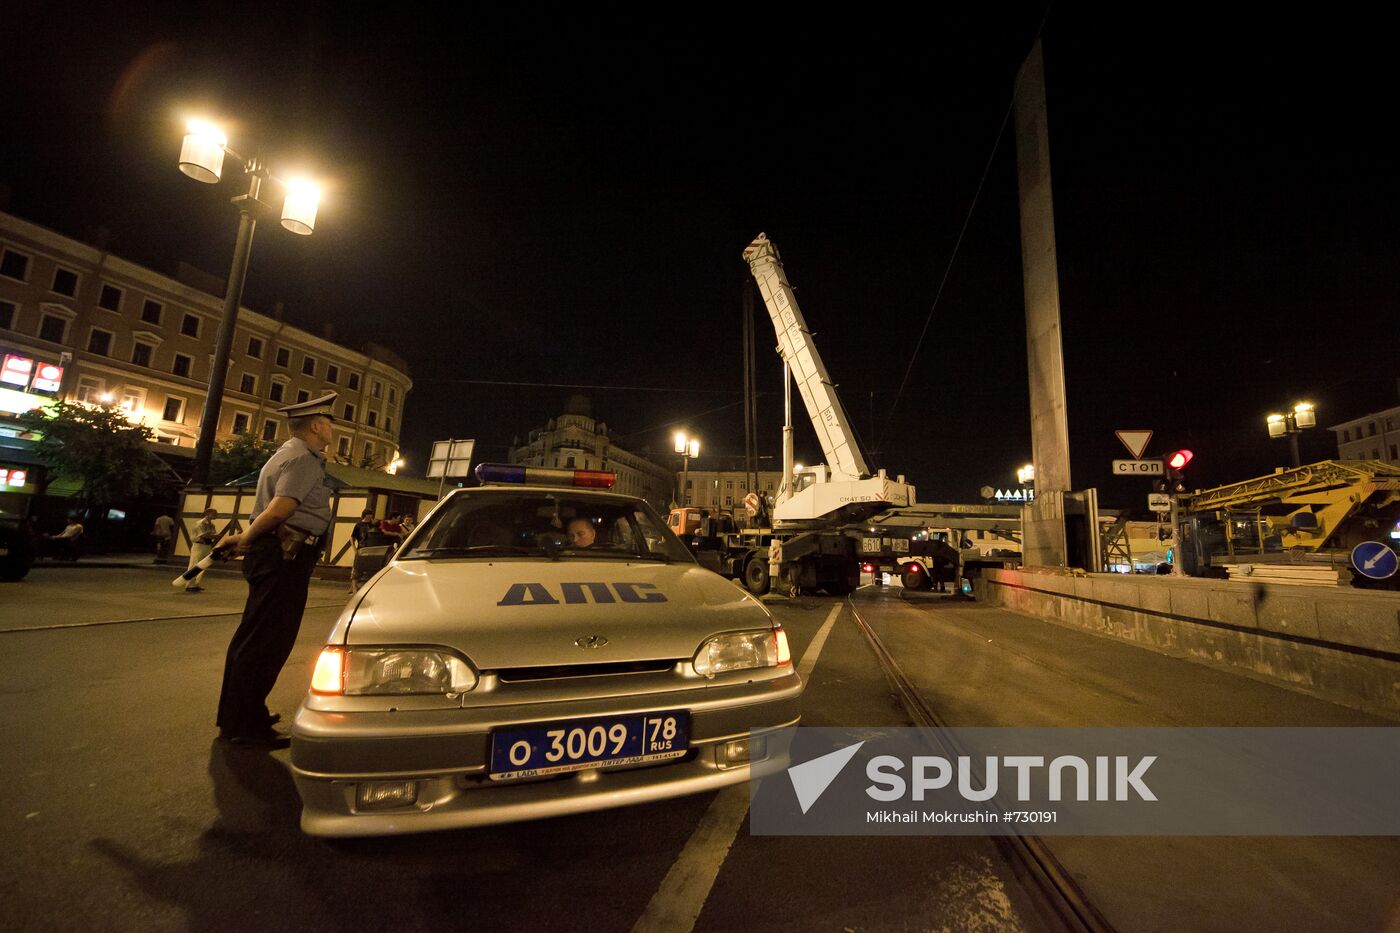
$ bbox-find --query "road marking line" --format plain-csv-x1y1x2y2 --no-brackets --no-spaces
798,604,842,678
630,602,844,933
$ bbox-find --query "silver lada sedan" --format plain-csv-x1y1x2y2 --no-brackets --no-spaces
291,464,802,836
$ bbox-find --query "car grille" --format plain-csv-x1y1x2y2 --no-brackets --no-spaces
495,659,680,683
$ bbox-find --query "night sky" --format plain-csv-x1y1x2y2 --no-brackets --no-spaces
4,5,1396,510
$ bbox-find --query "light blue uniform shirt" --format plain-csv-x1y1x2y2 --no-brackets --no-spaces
250,437,332,535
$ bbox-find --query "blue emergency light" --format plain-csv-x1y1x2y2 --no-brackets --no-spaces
474,463,616,489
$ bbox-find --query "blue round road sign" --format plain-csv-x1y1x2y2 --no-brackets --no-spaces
1350,541,1398,580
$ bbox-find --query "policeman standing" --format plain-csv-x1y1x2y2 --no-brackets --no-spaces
214,393,337,748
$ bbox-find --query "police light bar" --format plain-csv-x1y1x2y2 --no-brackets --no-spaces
473,463,616,489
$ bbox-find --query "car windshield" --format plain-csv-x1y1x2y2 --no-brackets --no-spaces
399,491,695,564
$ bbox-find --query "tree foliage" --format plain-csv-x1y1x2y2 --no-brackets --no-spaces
210,432,280,485
18,401,167,511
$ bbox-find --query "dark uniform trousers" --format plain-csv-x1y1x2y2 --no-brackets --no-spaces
215,535,321,736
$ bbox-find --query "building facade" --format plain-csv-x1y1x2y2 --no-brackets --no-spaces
1330,405,1400,466
0,211,410,470
509,397,675,511
680,469,784,512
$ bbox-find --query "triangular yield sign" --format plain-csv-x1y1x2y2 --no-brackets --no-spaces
1115,429,1153,459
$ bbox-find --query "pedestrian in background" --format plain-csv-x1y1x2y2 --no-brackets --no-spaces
379,512,404,546
184,508,220,593
213,393,337,749
400,512,417,538
349,509,377,593
151,512,175,562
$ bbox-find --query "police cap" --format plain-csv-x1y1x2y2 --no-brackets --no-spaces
276,392,338,420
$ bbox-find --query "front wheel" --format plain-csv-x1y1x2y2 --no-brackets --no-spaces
743,558,771,596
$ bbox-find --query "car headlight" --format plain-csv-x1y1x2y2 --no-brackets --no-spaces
693,627,791,677
311,646,478,696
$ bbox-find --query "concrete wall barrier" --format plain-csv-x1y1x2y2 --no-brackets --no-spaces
975,568,1400,719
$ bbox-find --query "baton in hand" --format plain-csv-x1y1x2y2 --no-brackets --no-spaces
170,546,233,588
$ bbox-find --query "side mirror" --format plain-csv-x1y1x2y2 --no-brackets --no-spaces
354,545,393,581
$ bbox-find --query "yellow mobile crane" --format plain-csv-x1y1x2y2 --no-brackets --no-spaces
1179,459,1400,584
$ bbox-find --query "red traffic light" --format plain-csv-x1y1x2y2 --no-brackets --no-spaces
1167,450,1194,470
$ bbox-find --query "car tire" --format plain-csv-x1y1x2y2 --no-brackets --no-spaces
901,565,929,590
743,558,771,596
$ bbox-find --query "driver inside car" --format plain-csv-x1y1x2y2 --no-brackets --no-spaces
566,517,598,547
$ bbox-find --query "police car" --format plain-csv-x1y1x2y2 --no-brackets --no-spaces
290,464,802,836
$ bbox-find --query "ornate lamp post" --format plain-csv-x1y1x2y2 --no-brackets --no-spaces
177,119,322,484
1266,402,1316,468
674,431,700,506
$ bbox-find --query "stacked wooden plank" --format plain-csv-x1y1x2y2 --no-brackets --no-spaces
1223,564,1341,586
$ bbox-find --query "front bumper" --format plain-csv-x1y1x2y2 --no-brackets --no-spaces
290,670,802,836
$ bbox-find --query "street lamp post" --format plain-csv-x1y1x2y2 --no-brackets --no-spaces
177,120,321,485
674,431,700,506
1266,402,1317,469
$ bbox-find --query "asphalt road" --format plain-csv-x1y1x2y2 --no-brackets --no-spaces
3,567,1398,932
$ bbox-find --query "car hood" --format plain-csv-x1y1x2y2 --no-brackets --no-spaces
346,559,770,670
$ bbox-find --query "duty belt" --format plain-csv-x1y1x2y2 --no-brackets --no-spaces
280,523,323,545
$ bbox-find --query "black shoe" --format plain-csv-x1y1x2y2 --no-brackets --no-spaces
222,727,291,750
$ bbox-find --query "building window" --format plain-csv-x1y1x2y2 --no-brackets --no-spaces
86,328,113,356
326,363,339,383
119,387,145,415
140,299,163,325
0,300,15,331
247,336,263,359
173,353,193,378
389,386,397,405
367,409,378,428
343,403,356,422
161,396,185,423
232,412,251,434
1342,429,1351,442
275,347,290,368
269,381,285,403
302,355,317,376
1390,444,1399,461
52,268,78,297
0,249,29,281
337,436,350,458
348,372,360,391
131,342,153,368
371,379,382,399
97,284,122,311
725,480,733,490
239,373,256,394
179,313,200,338
75,376,103,404
262,420,278,442
296,389,310,404
385,415,393,434
1369,422,1378,436
38,314,67,343
364,441,375,463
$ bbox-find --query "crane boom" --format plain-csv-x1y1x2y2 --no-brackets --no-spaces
743,233,869,480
